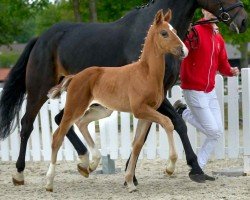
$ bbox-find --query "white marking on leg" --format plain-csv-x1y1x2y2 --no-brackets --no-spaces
78,152,90,168
46,163,56,191
89,146,101,171
12,171,24,182
165,130,178,175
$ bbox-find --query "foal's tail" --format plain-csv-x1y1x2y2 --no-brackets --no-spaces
0,37,38,140
48,75,74,99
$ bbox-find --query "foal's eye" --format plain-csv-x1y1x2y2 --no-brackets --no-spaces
160,30,168,38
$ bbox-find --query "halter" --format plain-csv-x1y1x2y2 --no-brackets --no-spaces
186,0,244,49
217,0,244,22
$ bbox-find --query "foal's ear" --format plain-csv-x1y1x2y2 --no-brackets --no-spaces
154,9,164,25
164,9,172,22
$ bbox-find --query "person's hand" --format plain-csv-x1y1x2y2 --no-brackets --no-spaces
188,23,192,32
230,67,240,76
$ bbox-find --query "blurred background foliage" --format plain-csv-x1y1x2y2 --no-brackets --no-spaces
0,0,249,67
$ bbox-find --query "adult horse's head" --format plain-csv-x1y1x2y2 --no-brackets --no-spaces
151,9,188,59
197,0,248,33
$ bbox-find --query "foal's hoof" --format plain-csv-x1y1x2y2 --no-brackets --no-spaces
12,177,24,186
124,177,138,186
127,184,137,193
45,187,53,192
189,173,206,183
165,168,174,176
77,164,90,178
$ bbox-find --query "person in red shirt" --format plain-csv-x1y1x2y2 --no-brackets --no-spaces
174,9,239,175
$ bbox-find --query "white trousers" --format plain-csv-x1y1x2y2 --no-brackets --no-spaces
182,89,223,169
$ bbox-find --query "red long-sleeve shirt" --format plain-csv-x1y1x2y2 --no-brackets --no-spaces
180,21,233,93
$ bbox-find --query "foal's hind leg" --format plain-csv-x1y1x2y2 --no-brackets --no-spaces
46,107,89,192
75,104,113,177
54,109,89,175
125,119,151,192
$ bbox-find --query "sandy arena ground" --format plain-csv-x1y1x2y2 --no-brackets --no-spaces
0,158,250,200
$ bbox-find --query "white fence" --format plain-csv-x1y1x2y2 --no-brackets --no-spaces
1,69,250,173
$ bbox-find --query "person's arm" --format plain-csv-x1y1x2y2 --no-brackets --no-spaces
217,36,239,77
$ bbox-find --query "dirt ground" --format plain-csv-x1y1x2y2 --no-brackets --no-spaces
0,158,250,200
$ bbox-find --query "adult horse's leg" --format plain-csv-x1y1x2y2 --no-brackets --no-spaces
54,110,88,159
157,99,205,182
13,93,48,185
13,56,60,184
125,98,205,185
0,37,48,185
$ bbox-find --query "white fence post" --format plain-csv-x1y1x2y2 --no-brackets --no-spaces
109,111,119,159
241,68,250,175
49,99,63,160
40,101,51,161
10,118,20,161
214,75,225,159
0,137,9,161
227,77,239,158
146,123,157,159
120,112,131,159
30,116,41,161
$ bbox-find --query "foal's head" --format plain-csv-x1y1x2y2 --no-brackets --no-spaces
150,9,188,59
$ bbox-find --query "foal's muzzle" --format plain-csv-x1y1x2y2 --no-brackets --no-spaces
174,45,188,60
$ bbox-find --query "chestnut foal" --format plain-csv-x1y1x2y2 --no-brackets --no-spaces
45,9,188,192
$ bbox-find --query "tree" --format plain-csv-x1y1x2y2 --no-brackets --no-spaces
35,1,75,35
0,0,49,45
35,0,147,34
96,0,147,22
72,0,82,22
89,0,97,22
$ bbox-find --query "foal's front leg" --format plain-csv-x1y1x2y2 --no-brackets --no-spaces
133,105,178,175
45,123,71,192
125,119,151,192
46,106,88,192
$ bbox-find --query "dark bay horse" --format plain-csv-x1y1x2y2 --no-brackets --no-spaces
0,0,247,186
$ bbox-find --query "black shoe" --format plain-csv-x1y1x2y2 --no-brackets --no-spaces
173,100,187,117
204,174,216,181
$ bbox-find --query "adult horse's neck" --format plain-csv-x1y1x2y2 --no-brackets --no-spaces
134,0,198,39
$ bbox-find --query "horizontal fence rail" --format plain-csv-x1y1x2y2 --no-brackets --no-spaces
1,69,250,173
